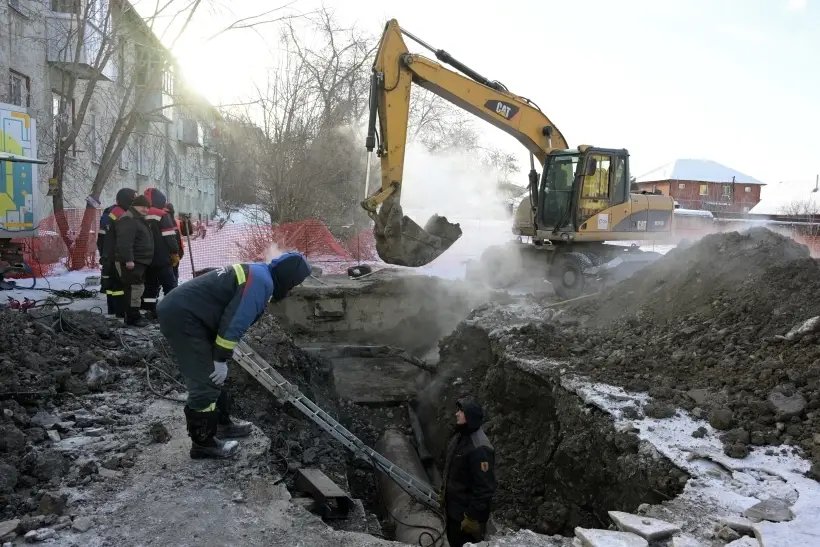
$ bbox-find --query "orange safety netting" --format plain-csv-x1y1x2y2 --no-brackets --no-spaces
5,209,380,280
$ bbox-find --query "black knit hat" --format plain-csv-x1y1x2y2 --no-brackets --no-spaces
132,195,150,208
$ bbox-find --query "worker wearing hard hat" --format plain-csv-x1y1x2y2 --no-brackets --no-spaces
156,252,311,459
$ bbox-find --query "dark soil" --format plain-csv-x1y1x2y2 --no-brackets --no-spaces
417,319,688,536
510,228,820,473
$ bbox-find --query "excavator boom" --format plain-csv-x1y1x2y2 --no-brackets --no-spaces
363,19,568,267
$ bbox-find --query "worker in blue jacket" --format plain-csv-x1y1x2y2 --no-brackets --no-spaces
156,251,311,459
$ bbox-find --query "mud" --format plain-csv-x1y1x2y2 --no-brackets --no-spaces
417,313,689,536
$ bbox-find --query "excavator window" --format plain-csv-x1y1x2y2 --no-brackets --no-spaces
579,154,612,225
612,156,628,205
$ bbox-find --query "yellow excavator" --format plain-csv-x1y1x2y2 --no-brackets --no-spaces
361,19,674,297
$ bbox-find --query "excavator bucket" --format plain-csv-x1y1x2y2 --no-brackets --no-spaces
372,194,462,267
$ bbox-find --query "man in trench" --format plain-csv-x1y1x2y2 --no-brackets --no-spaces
156,252,312,459
440,397,497,547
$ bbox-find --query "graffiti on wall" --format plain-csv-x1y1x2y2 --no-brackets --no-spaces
1,105,38,237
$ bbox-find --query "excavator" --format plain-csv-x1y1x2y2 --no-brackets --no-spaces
361,19,675,297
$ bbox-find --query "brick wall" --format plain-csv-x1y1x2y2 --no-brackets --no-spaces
636,180,762,212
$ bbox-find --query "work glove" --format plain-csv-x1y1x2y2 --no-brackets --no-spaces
170,254,180,268
460,514,480,537
438,489,444,508
209,361,228,385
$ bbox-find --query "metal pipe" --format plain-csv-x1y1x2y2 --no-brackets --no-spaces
375,428,445,545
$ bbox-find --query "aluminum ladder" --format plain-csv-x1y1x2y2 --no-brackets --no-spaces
232,341,438,508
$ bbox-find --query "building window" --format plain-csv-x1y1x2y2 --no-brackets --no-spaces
52,91,76,156
89,113,101,163
9,70,30,108
722,184,731,198
50,0,79,14
678,183,686,190
136,136,148,176
119,139,130,170
745,186,751,193
699,184,707,196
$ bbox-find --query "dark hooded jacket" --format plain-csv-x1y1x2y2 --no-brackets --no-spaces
99,188,136,262
143,188,180,266
155,252,311,361
164,202,184,258
443,397,496,523
113,206,154,265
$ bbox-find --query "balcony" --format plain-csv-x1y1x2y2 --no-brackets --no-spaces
46,14,114,81
137,88,173,123
177,118,202,147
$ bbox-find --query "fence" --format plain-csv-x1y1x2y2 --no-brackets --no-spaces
8,208,820,280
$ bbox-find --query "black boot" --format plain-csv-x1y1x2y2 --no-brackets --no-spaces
125,307,148,327
216,390,252,438
184,405,240,459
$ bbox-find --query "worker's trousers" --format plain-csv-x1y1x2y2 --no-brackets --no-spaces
157,299,221,410
115,262,146,316
142,265,178,314
101,261,125,316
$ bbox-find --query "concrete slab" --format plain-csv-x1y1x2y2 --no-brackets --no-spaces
332,356,428,404
608,511,681,540
725,537,760,547
574,527,648,547
743,498,794,523
671,536,704,547
720,515,756,534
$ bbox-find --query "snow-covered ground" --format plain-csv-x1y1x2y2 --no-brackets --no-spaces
561,375,820,546
2,269,107,313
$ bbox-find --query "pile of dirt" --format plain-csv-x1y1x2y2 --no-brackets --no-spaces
538,228,820,470
0,308,183,530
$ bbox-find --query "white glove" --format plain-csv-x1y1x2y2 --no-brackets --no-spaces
209,361,228,385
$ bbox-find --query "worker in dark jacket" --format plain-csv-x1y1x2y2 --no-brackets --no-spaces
156,251,311,459
141,188,180,317
113,195,154,327
441,397,496,547
164,202,184,281
98,188,136,317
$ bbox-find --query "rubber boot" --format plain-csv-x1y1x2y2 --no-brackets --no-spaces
113,296,125,319
105,293,116,316
125,307,149,327
184,405,240,459
216,390,252,438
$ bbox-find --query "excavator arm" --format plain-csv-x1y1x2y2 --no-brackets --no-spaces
363,19,568,267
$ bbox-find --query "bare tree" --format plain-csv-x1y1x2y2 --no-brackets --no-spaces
779,199,820,217
38,0,295,269
219,7,375,233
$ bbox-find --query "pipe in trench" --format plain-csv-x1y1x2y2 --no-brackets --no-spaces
375,428,446,546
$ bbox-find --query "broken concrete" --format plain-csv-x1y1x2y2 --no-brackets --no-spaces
270,271,501,355
671,536,703,547
607,511,680,541
725,538,760,547
574,528,648,547
743,498,794,523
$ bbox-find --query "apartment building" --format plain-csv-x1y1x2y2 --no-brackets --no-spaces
0,0,220,236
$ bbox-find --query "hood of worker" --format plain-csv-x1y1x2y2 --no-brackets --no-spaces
268,252,311,301
144,187,167,209
457,397,485,431
115,188,137,210
165,202,175,216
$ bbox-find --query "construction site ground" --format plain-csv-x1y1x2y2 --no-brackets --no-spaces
2,228,820,547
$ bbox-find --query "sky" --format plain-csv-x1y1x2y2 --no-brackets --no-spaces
150,0,819,187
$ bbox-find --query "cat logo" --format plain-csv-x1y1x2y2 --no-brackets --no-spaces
480,461,489,472
484,100,519,121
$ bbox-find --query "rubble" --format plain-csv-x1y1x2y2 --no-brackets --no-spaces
742,498,794,523
606,511,680,541
573,528,647,547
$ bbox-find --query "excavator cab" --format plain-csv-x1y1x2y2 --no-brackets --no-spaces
537,147,630,236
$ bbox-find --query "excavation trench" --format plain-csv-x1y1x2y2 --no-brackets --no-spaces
237,272,689,542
